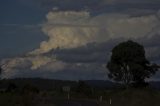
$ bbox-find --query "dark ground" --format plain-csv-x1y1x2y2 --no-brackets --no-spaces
0,78,160,106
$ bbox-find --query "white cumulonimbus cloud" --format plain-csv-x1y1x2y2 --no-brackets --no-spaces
30,10,159,55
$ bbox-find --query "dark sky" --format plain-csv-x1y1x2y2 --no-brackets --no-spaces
0,0,160,80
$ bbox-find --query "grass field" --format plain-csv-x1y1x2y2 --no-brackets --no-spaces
0,88,160,106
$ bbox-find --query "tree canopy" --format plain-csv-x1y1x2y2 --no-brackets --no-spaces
107,40,158,86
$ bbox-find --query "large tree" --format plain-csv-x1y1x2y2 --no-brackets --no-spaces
107,40,158,86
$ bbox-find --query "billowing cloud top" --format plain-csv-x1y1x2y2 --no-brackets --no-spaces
30,10,159,55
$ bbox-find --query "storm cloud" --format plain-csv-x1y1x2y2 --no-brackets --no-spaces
30,10,159,55
1,0,160,80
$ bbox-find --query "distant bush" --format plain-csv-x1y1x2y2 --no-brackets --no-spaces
6,82,17,92
22,84,39,94
76,81,93,96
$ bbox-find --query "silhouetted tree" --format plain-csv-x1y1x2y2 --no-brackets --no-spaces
107,40,158,87
22,84,39,94
6,82,17,92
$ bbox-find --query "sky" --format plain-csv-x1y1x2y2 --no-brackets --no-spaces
0,0,160,80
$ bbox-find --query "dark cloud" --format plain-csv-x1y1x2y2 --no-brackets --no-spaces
18,0,100,11
136,34,160,62
10,63,107,80
18,0,160,14
45,39,123,63
44,33,160,64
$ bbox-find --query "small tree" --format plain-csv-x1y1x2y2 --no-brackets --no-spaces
107,40,158,87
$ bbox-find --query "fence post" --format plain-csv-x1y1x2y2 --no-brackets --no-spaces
110,98,112,105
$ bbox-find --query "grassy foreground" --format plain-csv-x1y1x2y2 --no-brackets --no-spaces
0,88,160,106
